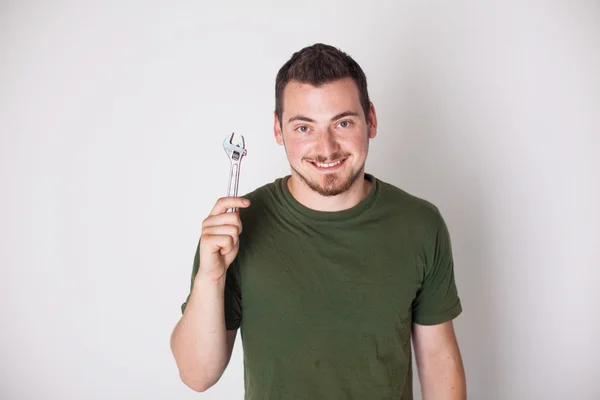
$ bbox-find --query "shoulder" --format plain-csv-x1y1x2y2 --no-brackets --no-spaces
242,178,282,204
237,177,284,227
375,176,445,227
370,176,452,250
240,178,282,211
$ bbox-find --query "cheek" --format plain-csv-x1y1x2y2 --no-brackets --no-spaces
347,135,369,151
285,137,313,159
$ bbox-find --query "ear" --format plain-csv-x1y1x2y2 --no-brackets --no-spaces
367,102,378,139
274,112,284,146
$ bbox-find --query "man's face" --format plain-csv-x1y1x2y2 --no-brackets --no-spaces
274,77,377,197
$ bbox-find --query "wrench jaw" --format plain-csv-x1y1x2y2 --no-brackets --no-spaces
223,132,247,161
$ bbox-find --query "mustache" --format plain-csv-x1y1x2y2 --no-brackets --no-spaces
306,152,351,163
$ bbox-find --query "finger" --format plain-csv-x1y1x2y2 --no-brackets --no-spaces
209,197,251,216
202,213,243,234
200,233,236,255
202,225,240,244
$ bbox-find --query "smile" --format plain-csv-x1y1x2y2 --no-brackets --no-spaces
309,158,347,171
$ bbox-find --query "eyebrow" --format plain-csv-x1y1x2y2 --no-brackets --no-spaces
287,111,360,124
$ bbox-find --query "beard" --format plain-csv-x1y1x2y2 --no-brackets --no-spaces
291,158,365,197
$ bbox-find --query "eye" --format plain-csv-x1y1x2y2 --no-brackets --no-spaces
338,120,352,128
295,125,310,133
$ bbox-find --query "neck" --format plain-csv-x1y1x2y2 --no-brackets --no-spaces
287,173,372,212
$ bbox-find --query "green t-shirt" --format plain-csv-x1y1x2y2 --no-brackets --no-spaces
181,173,462,399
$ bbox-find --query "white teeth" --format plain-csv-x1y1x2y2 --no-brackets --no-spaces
314,159,343,168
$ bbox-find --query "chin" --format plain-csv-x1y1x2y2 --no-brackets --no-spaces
294,162,364,197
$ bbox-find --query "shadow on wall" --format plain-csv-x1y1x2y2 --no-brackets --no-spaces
376,77,502,399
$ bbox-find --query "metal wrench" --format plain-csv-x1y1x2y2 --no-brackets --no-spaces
223,132,247,212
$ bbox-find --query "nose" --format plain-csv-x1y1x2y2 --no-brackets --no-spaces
317,129,340,159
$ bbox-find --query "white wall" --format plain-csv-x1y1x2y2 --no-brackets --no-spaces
1,2,598,399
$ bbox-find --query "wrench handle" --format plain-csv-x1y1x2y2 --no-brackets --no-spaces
226,161,241,213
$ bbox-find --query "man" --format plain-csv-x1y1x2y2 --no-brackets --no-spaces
171,43,466,399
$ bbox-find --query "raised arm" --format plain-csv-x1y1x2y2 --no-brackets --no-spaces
170,196,249,392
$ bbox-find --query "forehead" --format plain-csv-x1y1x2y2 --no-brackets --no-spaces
281,77,362,117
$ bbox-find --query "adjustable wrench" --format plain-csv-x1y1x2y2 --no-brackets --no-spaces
223,132,247,212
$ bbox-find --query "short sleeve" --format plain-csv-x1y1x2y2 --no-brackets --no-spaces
180,239,243,330
412,211,462,325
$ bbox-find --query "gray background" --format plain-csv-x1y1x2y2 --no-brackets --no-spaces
1,1,599,399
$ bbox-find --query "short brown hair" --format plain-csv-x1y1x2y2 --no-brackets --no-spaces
275,43,371,127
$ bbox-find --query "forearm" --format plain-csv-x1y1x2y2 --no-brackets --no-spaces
418,353,466,400
171,275,229,391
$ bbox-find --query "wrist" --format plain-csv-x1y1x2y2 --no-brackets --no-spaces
194,271,226,287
